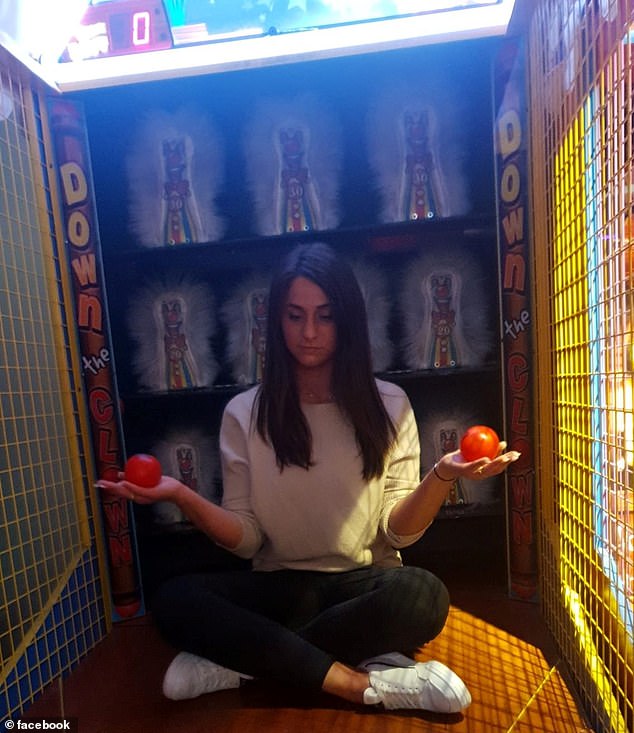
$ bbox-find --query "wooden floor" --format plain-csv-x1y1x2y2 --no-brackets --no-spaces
27,522,594,733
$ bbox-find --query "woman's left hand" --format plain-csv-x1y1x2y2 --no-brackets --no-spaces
436,442,521,482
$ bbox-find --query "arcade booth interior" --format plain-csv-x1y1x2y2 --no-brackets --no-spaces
0,1,632,730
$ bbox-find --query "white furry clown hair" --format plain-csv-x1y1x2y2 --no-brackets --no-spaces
350,260,393,373
127,276,218,392
400,248,492,371
150,429,219,526
220,272,272,386
243,93,342,236
366,78,470,223
125,107,225,246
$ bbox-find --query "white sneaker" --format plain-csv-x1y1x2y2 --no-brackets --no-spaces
366,660,472,713
162,652,248,700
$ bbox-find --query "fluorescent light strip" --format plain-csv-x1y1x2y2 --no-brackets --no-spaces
564,584,629,733
0,33,62,90
49,0,515,92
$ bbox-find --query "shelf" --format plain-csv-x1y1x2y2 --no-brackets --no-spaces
118,362,502,404
101,213,498,271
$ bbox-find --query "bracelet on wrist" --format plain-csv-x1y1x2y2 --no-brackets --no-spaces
433,462,454,482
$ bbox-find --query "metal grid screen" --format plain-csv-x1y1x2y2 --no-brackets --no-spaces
0,55,106,717
529,1,634,731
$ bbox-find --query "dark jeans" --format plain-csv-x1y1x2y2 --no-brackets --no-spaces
151,565,450,691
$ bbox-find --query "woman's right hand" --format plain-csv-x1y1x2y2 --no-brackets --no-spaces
97,473,245,550
96,473,182,505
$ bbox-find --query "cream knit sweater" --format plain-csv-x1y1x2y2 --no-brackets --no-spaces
219,379,426,572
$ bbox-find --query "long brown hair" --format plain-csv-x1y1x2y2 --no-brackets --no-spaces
256,242,396,480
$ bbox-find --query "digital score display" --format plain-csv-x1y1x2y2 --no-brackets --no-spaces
41,0,516,91
61,0,173,62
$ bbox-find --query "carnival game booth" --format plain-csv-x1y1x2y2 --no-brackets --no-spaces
6,3,627,731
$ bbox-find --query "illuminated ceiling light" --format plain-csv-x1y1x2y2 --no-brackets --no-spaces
39,0,515,92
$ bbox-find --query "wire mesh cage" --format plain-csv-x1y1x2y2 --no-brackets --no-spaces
528,1,634,730
0,52,107,718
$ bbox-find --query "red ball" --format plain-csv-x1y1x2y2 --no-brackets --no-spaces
460,425,500,461
124,454,162,488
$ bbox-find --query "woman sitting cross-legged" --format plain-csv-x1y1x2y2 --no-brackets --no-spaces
98,242,519,713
